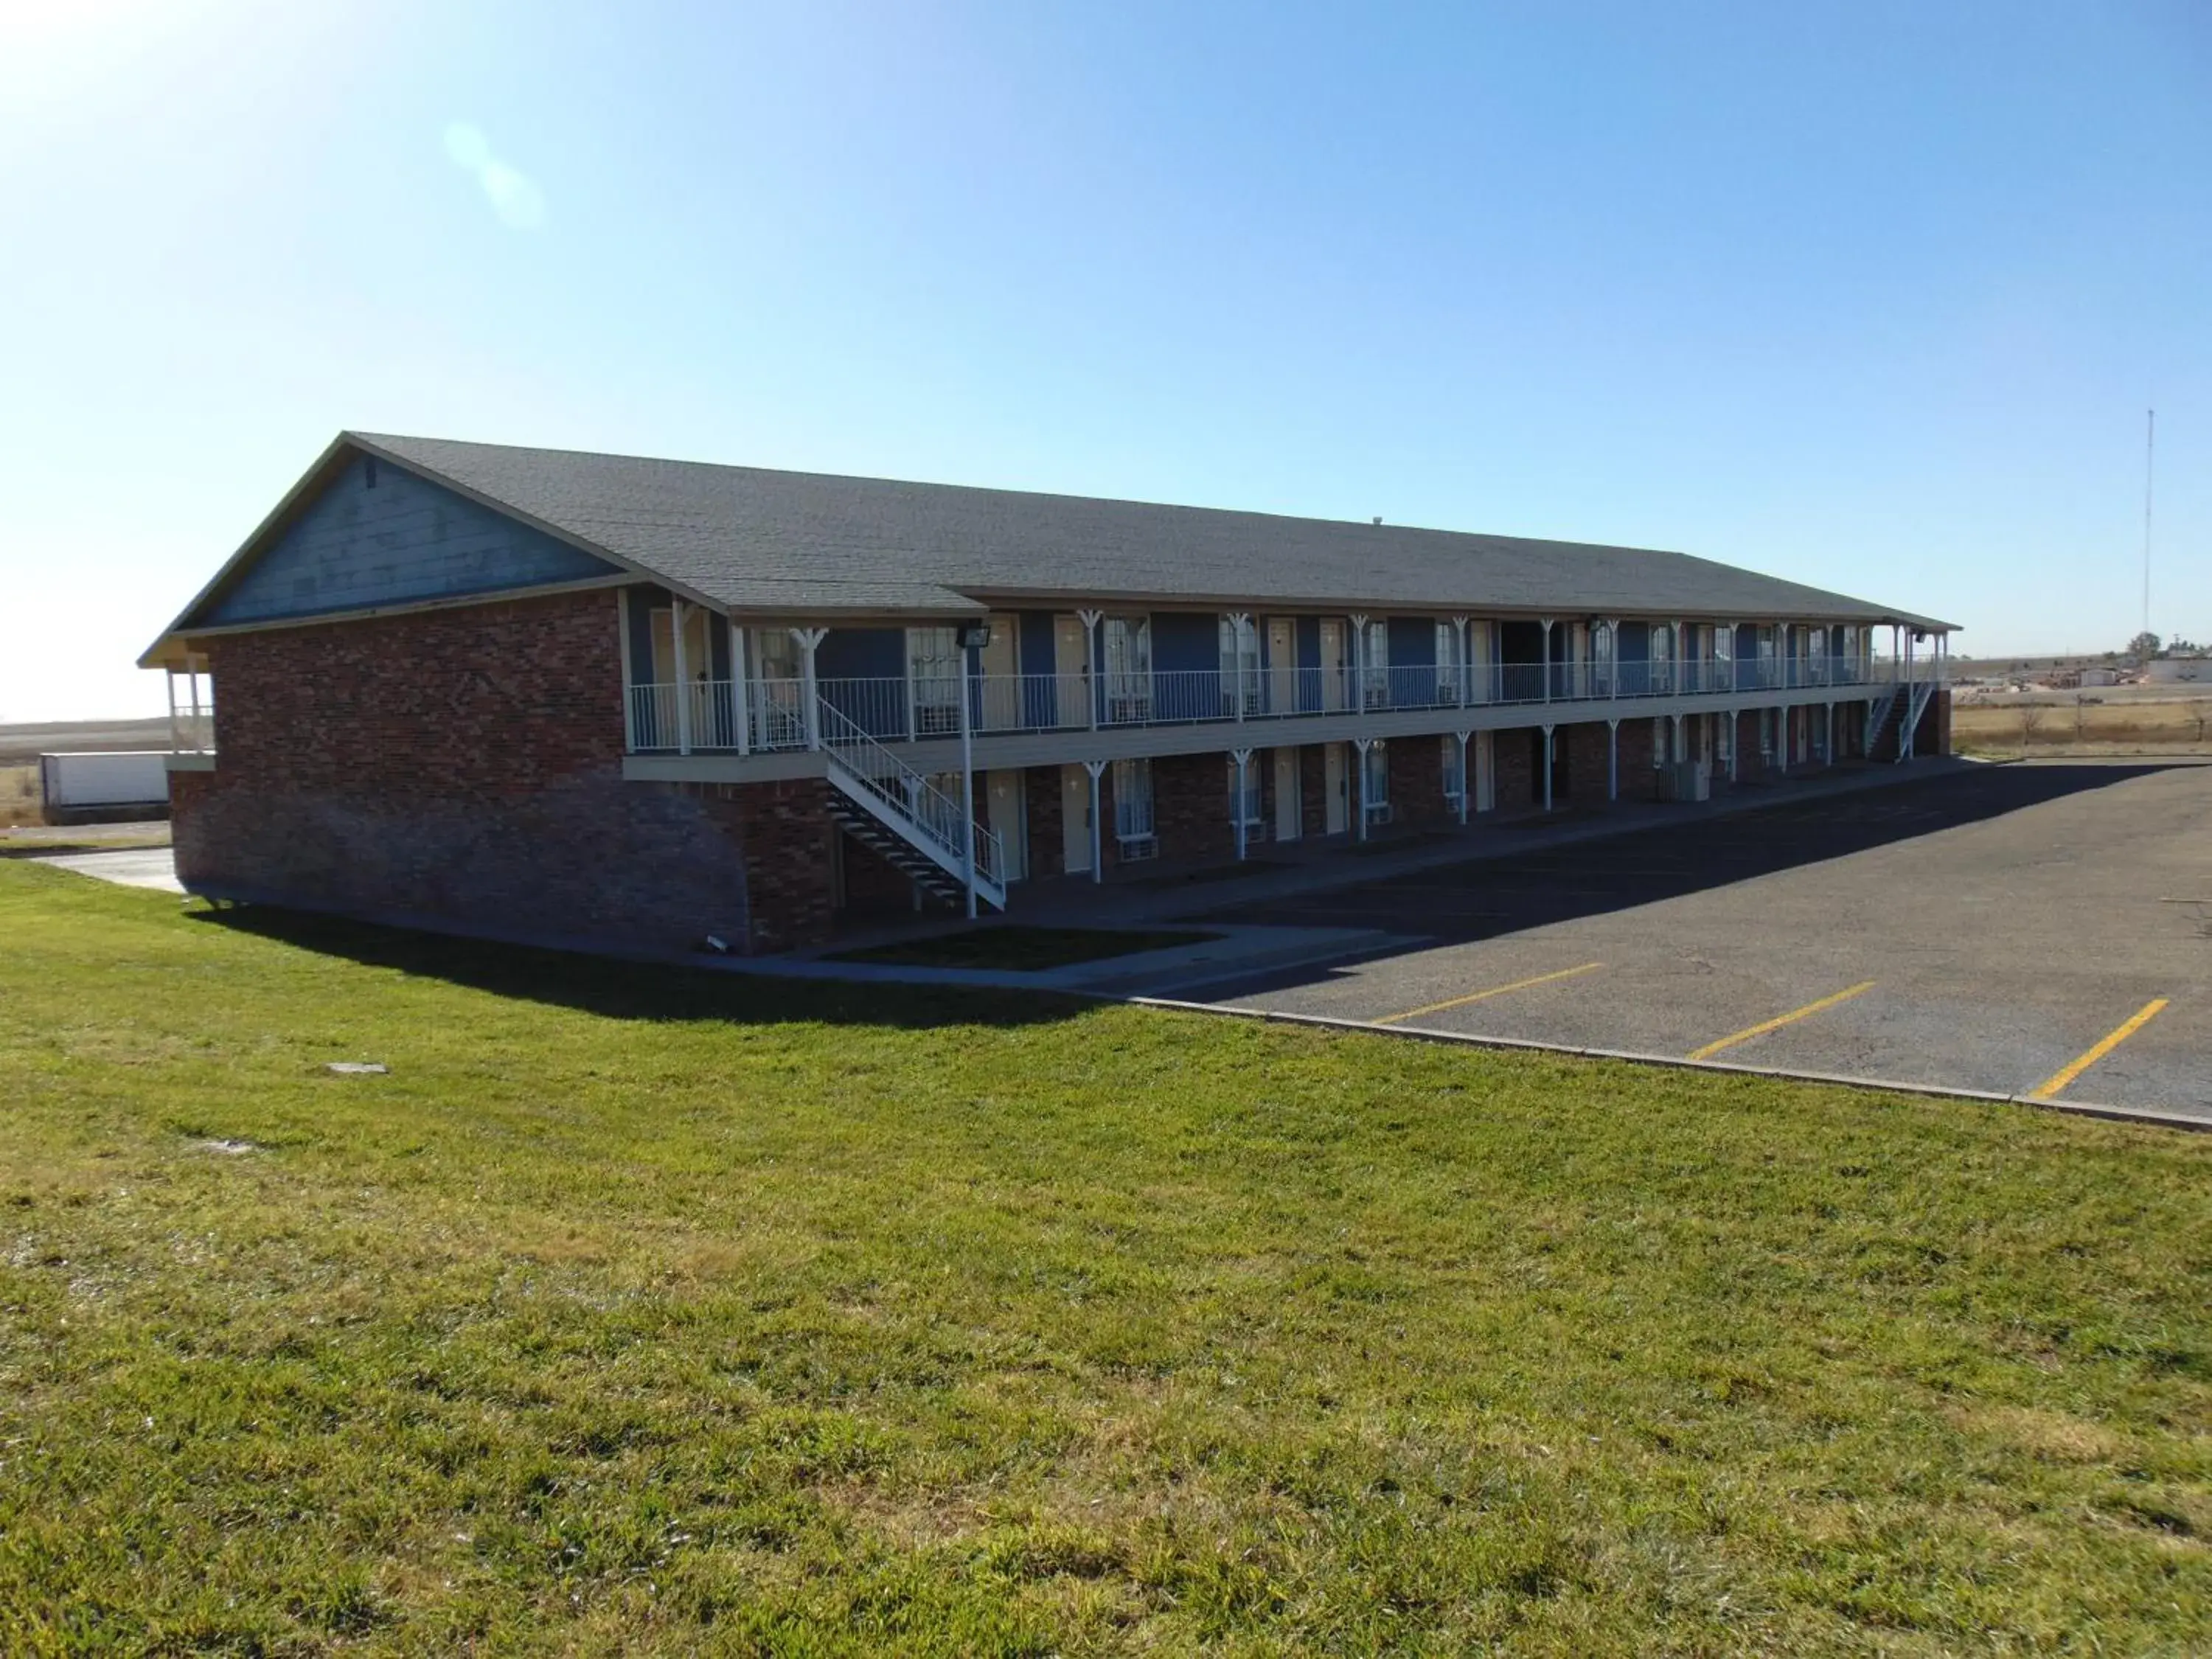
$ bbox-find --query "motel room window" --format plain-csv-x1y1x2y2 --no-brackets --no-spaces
1440,735,1464,807
1717,712,1734,770
1649,623,1674,694
1759,707,1775,760
1217,616,1260,714
1359,620,1391,709
907,625,962,735
1226,757,1263,830
1433,621,1464,702
1592,622,1615,695
1362,741,1391,824
1111,758,1156,858
1652,716,1670,768
1102,617,1152,721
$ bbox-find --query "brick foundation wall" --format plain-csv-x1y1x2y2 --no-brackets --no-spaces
1024,765,1067,877
1385,736,1451,827
1300,744,1331,838
170,588,838,954
1562,722,1611,802
1153,751,1233,865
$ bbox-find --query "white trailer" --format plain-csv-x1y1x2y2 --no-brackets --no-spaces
38,752,172,822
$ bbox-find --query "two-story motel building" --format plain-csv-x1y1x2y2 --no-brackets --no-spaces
142,434,1956,954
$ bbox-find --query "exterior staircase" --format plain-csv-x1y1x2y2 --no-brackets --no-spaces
817,700,1006,911
1863,683,1905,759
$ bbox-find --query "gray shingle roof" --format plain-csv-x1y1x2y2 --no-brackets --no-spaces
169,432,1957,650
356,433,1954,629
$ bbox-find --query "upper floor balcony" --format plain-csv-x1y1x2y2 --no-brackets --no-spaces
625,652,1913,757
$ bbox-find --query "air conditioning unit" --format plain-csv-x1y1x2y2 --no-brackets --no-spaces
1669,760,1711,802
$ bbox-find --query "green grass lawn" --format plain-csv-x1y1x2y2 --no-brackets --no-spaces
1,865,2206,1655
830,925,1217,971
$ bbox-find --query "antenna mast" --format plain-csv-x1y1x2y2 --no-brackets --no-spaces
2143,408,2154,640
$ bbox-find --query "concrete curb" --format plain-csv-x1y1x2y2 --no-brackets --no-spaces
1128,997,2211,1135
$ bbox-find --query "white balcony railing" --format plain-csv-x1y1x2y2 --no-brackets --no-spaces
623,655,1902,754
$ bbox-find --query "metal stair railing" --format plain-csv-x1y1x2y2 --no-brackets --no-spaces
1900,677,1937,761
816,698,1006,908
1863,681,1902,757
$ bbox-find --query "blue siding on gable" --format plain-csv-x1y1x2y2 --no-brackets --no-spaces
204,453,619,626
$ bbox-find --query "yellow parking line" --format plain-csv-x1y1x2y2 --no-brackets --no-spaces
1688,981,1876,1062
1374,961,1604,1026
2031,999,2169,1099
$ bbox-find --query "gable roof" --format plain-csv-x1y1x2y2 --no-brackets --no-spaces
144,431,1956,664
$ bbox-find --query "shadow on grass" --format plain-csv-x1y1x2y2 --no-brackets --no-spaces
190,906,1092,1031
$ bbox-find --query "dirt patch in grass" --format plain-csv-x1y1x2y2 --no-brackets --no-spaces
830,924,1219,970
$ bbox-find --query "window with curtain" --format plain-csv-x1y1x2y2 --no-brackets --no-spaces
1217,616,1259,714
1362,741,1391,820
908,625,961,734
1225,757,1262,827
1102,617,1152,720
1440,735,1464,804
1433,621,1464,701
1111,758,1155,854
1359,620,1391,709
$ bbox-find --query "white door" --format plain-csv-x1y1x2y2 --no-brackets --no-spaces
1320,619,1346,711
978,614,1020,731
1324,743,1348,834
1267,618,1296,714
1054,616,1089,729
1273,748,1301,842
987,769,1027,882
1060,763,1091,874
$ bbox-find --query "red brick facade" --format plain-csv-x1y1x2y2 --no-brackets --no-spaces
170,590,839,953
171,584,1946,950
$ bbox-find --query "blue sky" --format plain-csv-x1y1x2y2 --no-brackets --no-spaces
2,0,2207,720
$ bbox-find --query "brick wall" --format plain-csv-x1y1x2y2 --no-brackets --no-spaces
170,588,838,954
1561,721,1611,802
1024,765,1067,877
1299,743,1330,838
1152,751,1234,864
1385,735,1451,827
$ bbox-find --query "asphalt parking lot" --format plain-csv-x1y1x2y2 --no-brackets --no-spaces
1193,761,2212,1122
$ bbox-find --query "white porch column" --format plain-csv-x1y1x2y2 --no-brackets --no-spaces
1452,614,1469,709
730,616,751,755
1607,717,1619,801
1225,612,1251,721
1231,746,1253,860
1455,730,1471,826
1673,618,1685,696
960,639,978,919
1084,759,1107,883
791,627,828,751
165,669,181,752
671,599,692,756
1349,613,1368,710
1077,608,1103,731
1541,722,1555,812
1540,618,1554,703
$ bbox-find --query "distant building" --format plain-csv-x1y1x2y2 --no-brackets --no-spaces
2147,655,2210,685
140,433,1958,955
